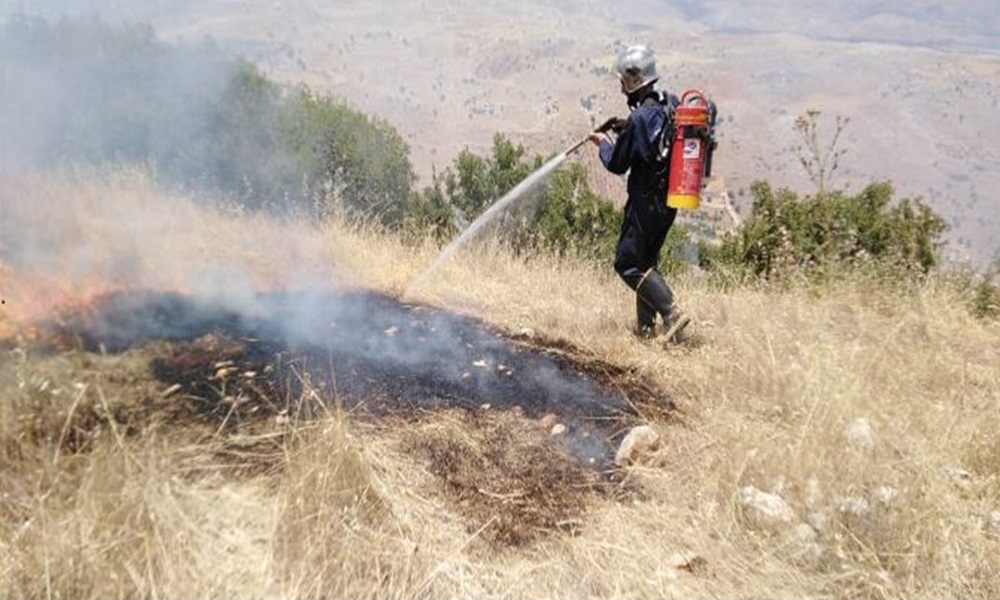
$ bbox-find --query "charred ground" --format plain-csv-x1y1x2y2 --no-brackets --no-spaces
11,288,673,545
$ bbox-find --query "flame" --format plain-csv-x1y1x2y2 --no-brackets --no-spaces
0,264,129,345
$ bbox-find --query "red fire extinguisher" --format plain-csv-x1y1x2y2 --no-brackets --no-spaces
666,89,717,210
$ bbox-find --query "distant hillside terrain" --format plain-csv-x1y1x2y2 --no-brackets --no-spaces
4,0,999,264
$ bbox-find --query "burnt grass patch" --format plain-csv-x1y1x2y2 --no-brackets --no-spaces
29,288,673,544
400,408,601,546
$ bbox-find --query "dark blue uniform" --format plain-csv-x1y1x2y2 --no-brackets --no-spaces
598,91,677,291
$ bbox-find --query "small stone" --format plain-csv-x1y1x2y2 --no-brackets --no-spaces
836,496,871,518
789,522,817,543
874,485,896,507
480,403,491,410
614,425,661,466
550,423,567,436
517,327,535,338
844,418,875,451
539,413,558,429
739,485,796,530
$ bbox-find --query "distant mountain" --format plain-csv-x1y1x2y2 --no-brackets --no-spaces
4,0,998,264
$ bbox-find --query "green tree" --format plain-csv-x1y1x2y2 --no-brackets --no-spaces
0,16,416,222
700,181,946,277
406,134,690,272
282,88,415,224
402,181,457,243
440,134,542,224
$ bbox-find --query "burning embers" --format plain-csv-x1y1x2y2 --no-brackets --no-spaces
33,289,667,469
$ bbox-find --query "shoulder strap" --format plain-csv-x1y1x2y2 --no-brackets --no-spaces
651,92,676,169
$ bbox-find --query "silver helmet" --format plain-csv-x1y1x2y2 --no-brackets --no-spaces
614,45,658,94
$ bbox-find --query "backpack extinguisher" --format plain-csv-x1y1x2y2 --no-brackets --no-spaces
666,89,717,210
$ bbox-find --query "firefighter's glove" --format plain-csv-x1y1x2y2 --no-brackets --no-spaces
595,116,626,135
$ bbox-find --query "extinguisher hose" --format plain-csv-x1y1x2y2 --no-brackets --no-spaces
704,133,716,179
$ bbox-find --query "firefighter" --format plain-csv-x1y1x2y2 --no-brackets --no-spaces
590,44,691,342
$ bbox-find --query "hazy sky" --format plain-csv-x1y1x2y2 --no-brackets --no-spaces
4,0,997,52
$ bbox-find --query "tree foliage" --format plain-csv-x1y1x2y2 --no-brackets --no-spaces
406,134,689,271
0,15,415,222
699,180,947,278
700,111,947,280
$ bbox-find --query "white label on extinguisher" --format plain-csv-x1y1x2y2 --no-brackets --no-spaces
683,138,701,158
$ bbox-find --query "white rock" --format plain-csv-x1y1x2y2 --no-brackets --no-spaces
739,485,796,530
614,425,661,466
789,522,817,543
874,485,896,507
836,496,871,518
550,423,567,436
844,418,875,451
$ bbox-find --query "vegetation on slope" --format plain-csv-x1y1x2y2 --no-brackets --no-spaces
1,16,999,600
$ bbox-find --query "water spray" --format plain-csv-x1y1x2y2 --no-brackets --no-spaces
405,118,625,298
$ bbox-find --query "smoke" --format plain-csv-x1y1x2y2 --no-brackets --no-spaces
0,12,628,464
0,14,338,324
0,15,231,173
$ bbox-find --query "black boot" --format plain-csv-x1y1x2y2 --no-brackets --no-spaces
634,294,657,339
636,270,691,342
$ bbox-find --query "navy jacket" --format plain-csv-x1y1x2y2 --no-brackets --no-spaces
598,91,676,204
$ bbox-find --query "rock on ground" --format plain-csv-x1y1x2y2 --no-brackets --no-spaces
844,417,875,451
614,425,661,466
739,485,796,531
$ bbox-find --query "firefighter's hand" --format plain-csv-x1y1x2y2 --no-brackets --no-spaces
595,116,625,134
588,133,603,146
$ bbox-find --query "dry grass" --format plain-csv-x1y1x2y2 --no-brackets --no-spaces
2,172,999,598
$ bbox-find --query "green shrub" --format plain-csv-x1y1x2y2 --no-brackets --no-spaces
0,15,415,223
282,87,414,224
522,162,620,260
699,180,947,279
406,135,690,272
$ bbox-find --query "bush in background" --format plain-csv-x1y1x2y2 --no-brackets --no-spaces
0,15,414,224
406,134,690,272
698,180,947,280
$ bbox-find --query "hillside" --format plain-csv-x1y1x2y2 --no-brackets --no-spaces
7,0,997,263
1,4,999,598
1,172,998,598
